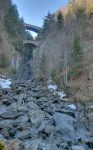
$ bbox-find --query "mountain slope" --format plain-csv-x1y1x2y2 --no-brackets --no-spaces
33,1,93,101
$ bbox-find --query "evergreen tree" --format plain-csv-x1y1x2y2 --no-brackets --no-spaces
4,4,19,36
42,12,55,36
57,11,64,29
72,37,83,77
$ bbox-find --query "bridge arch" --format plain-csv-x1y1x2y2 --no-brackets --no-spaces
24,23,42,33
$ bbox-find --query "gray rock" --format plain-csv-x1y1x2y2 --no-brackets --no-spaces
28,109,45,128
0,110,17,119
15,130,31,140
14,115,29,124
38,120,47,132
87,122,93,132
0,120,13,128
26,102,39,109
25,97,36,102
1,128,9,138
9,128,17,137
75,121,87,141
59,108,75,118
25,139,41,150
17,105,28,112
87,113,93,122
86,137,93,148
53,112,75,140
45,125,55,135
71,145,85,150
17,93,26,106
1,99,9,104
18,122,31,130
38,141,52,150
0,106,7,115
7,102,17,110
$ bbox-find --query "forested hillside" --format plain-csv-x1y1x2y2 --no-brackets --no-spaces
33,0,93,101
60,0,93,16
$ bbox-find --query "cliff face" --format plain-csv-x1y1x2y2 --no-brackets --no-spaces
0,0,25,76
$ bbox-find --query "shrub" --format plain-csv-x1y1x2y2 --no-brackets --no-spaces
68,67,82,80
69,37,83,79
73,37,83,63
0,141,5,150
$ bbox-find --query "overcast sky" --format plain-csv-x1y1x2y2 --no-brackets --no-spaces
13,0,68,27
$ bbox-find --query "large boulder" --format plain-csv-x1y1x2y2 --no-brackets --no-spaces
25,139,41,150
0,120,13,128
26,102,39,110
53,112,75,140
14,115,29,124
16,93,26,106
15,130,32,140
71,145,86,150
0,110,17,119
28,109,46,128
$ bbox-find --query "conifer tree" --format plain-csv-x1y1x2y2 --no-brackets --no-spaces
57,11,64,29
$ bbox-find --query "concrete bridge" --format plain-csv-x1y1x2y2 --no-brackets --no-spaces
23,40,40,47
24,23,41,47
24,23,42,33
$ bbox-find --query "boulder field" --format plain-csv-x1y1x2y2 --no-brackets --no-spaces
0,79,93,150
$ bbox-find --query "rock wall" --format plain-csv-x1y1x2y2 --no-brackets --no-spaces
0,0,24,76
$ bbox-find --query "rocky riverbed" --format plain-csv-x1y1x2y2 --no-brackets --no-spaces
0,79,93,150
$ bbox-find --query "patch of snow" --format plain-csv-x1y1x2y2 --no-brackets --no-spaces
0,78,12,89
47,80,67,100
58,91,66,100
47,84,57,91
90,106,93,108
68,104,76,110
62,98,68,101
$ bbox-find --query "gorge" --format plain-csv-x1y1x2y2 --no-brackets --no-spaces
0,0,93,149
